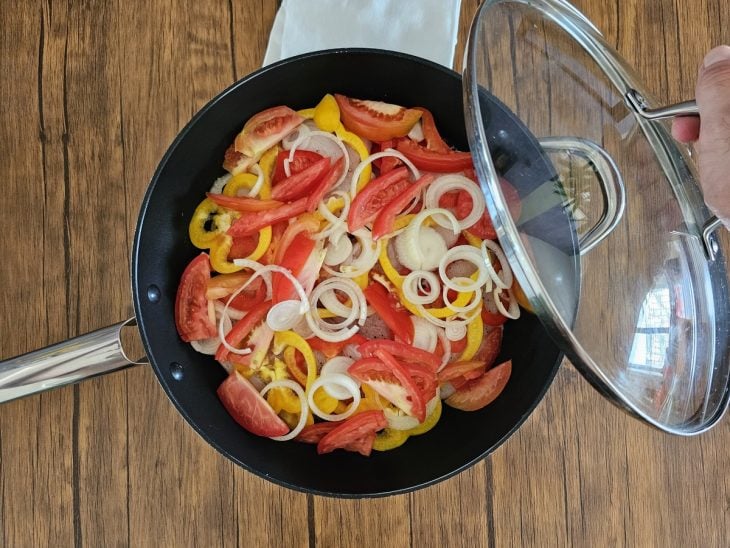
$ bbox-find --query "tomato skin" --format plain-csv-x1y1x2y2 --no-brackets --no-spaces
374,140,403,173
371,173,435,240
227,277,267,311
215,300,273,362
334,94,422,142
306,156,345,211
396,138,473,172
481,306,508,327
295,422,338,443
270,157,330,201
402,362,438,402
207,272,266,311
307,334,368,358
445,360,512,412
175,253,216,342
358,340,440,372
227,198,308,237
217,370,289,437
206,193,283,212
317,410,387,456
413,107,450,153
347,166,410,231
273,150,324,184
438,360,486,383
362,283,414,345
234,105,304,158
272,232,315,303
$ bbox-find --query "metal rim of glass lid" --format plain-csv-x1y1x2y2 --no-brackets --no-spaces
462,0,730,434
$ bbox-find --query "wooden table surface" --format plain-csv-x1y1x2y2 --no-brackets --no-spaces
1,0,729,546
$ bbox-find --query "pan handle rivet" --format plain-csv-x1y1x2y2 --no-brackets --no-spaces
147,285,161,303
169,362,184,380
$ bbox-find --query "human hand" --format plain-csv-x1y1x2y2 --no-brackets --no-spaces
672,45,730,227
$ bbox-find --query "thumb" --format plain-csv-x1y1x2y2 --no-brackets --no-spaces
695,45,730,226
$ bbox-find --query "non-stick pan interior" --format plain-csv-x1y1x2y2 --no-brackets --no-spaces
132,49,564,497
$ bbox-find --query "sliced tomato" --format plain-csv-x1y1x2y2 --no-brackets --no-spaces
270,157,330,201
362,283,414,344
215,300,273,362
347,166,410,231
402,362,438,403
481,306,508,327
374,140,403,174
217,370,289,437
445,360,511,412
295,422,338,444
273,150,324,184
396,138,473,172
334,94,422,142
341,431,378,457
438,360,486,383
227,278,267,311
317,410,387,456
475,327,503,366
306,156,345,211
207,272,266,311
175,253,216,342
414,107,450,153
227,233,260,260
272,232,316,303
206,193,283,212
234,105,304,158
349,352,426,422
371,173,435,240
306,334,368,359
448,336,467,354
358,339,440,372
227,198,308,237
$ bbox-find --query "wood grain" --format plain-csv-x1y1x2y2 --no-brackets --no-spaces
0,0,728,546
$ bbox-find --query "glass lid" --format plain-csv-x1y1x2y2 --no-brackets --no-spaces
463,0,730,434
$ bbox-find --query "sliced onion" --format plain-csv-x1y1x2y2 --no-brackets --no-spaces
435,224,459,248
214,300,245,321
349,148,420,198
323,228,380,278
320,357,357,399
209,173,232,194
425,174,486,230
493,286,520,320
288,130,349,188
436,328,451,371
246,164,265,198
384,393,440,430
411,316,438,353
445,321,467,341
442,277,482,315
259,380,308,441
481,239,513,289
306,278,367,342
324,233,353,266
192,312,231,355
281,124,311,150
402,271,440,306
396,208,458,271
438,245,490,293
307,373,361,421
266,300,304,331
407,120,424,141
313,191,351,242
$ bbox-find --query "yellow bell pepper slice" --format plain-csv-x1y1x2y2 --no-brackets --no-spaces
462,230,483,248
209,234,243,273
352,272,369,290
313,94,341,132
372,428,410,452
257,147,277,200
274,331,317,391
378,241,404,290
335,124,371,191
312,387,339,414
297,108,315,119
406,398,442,436
223,172,258,197
189,198,238,249
458,310,484,361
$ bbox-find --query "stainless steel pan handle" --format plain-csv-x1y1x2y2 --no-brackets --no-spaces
0,318,147,403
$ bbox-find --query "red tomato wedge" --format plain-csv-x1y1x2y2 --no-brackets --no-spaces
475,327,503,366
373,140,403,174
347,166,410,231
175,253,216,342
207,272,267,311
270,157,330,201
402,362,438,402
217,370,289,437
227,198,308,237
414,107,450,153
234,105,304,158
306,156,345,211
206,193,283,212
445,360,512,412
272,232,315,303
295,422,338,444
371,173,435,240
273,150,324,184
215,300,273,362
362,283,414,344
349,352,426,422
438,360,487,383
317,410,387,456
334,94,422,142
358,339,440,372
306,334,368,358
396,138,473,172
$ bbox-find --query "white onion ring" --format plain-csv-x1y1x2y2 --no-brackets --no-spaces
313,191,351,242
397,208,459,271
209,173,232,194
445,321,467,341
493,287,520,320
320,357,358,399
259,380,308,441
324,233,353,266
306,278,367,342
281,124,311,151
436,327,451,371
246,164,265,198
481,239,513,289
307,373,361,421
402,271,440,306
266,300,304,331
288,130,349,188
214,300,245,321
438,245,490,293
411,316,438,353
442,277,483,315
323,228,380,278
349,148,420,198
425,174,486,230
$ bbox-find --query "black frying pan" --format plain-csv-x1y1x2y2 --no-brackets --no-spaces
6,49,566,498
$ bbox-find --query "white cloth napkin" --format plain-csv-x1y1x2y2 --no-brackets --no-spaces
263,0,462,68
